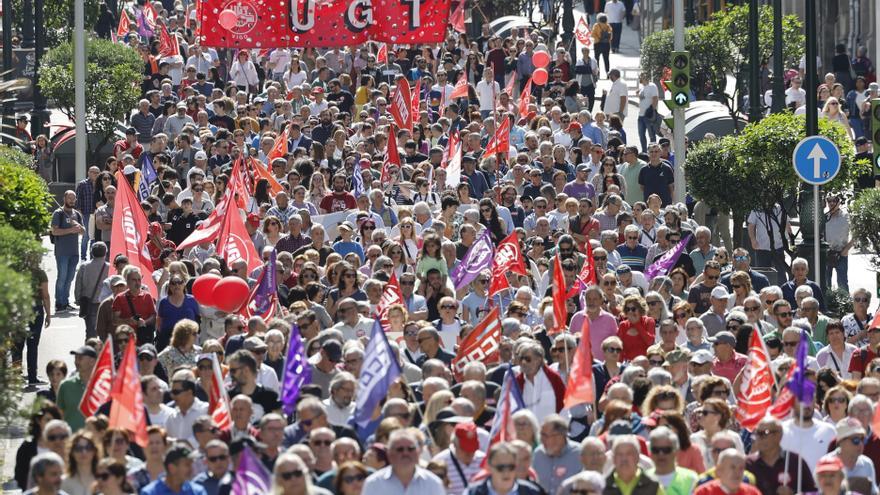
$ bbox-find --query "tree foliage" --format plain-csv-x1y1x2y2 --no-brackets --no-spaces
711,4,804,73
40,38,142,156
0,264,33,423
683,136,749,214
10,0,103,47
850,188,880,270
0,146,53,236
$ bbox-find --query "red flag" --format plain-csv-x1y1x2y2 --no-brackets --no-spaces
453,307,502,378
109,339,148,447
504,74,516,99
480,366,524,469
382,125,401,184
660,67,672,92
79,338,114,418
768,365,797,420
204,353,232,431
109,172,157,298
551,255,571,335
217,207,262,274
158,24,180,57
389,77,413,133
735,329,776,431
267,126,288,163
377,43,388,64
411,79,422,131
450,0,466,33
577,240,597,286
375,273,404,329
450,72,469,99
143,1,158,29
518,78,532,123
232,158,253,209
488,231,527,297
575,17,592,45
563,317,595,409
175,195,228,251
117,13,131,39
484,116,510,156
444,131,462,188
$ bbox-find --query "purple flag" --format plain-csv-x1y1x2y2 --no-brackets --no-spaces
136,11,153,38
644,234,692,281
353,320,401,431
280,324,311,415
449,228,494,290
232,445,272,495
785,330,816,404
253,250,277,314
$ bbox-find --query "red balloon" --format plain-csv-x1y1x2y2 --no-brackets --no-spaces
533,68,549,85
192,274,221,307
532,50,551,69
218,9,238,30
212,277,250,313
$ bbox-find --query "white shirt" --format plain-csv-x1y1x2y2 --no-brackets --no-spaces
522,368,557,420
785,86,807,108
431,448,486,495
816,343,857,379
437,320,462,351
604,0,627,22
165,399,209,448
257,363,280,393
431,83,456,106
781,419,837,479
147,403,175,429
605,78,629,116
323,396,356,427
475,80,500,111
333,316,376,340
747,205,785,251
268,49,291,75
638,83,659,116
362,466,447,495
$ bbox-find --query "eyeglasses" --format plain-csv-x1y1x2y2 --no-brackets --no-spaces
776,311,793,318
699,409,720,417
279,470,305,480
764,298,778,305
594,256,607,261
393,446,418,453
491,463,516,472
604,347,622,354
848,436,866,445
208,454,229,462
725,324,741,331
624,306,640,313
170,388,188,395
47,434,69,442
854,297,870,303
310,439,332,447
441,304,457,310
342,473,367,483
744,306,761,312
782,341,799,348
73,443,95,453
674,312,688,319
650,446,673,455
826,396,848,404
754,428,780,438
731,284,741,289
648,358,665,366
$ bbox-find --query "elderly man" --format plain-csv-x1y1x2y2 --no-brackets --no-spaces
165,369,209,448
694,449,761,495
745,417,814,495
830,395,880,481
332,298,375,340
516,342,565,419
307,426,337,476
616,224,649,272
323,372,357,427
416,327,455,367
25,452,67,495
223,395,258,442
647,426,698,495
465,442,543,495
192,440,231,495
814,457,849,495
720,249,770,293
532,415,581,495
710,331,747,383
774,328,819,371
432,421,485,494
782,257,825,311
826,417,878,490
699,286,730,337
363,429,446,494
604,434,663,495
695,430,754,486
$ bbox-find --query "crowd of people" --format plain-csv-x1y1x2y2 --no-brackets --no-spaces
11,0,880,494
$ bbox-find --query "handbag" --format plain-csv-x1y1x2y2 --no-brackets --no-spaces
79,264,106,317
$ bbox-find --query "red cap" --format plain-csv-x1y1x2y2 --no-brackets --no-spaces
567,121,582,132
149,222,163,236
247,213,261,227
815,456,844,474
312,87,324,94
453,422,479,453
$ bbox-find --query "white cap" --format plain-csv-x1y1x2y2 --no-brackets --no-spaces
194,150,208,160
123,164,138,175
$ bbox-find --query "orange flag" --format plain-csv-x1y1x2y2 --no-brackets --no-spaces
266,126,289,163
563,317,595,409
79,338,114,417
117,13,131,39
450,72,469,99
109,339,149,447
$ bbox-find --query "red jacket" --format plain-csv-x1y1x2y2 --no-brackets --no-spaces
617,316,655,361
516,364,566,413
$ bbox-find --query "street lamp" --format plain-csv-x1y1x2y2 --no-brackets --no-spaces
770,0,784,113
747,0,761,122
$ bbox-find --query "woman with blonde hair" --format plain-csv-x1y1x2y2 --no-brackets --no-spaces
421,390,455,428
157,319,202,372
641,385,684,417
272,452,331,495
821,96,853,138
727,270,756,309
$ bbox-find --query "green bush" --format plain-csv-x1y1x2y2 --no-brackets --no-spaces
0,265,34,423
850,188,880,270
0,223,46,269
824,287,853,319
0,146,53,236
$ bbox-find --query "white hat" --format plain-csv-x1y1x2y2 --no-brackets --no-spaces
194,150,208,160
123,164,138,175
711,286,730,299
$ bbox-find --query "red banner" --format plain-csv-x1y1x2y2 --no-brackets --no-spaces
375,273,404,329
488,231,527,297
389,77,413,133
80,339,114,418
197,0,451,48
484,116,510,156
217,203,262,274
109,172,157,298
452,306,501,377
735,329,776,431
109,339,149,447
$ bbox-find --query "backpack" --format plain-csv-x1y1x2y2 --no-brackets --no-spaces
600,28,611,44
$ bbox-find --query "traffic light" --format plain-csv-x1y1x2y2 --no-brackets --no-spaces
872,99,880,177
665,51,691,109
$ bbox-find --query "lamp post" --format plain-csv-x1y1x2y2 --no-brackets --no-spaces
770,0,784,113
32,0,48,140
562,0,575,63
747,0,762,122
2,0,13,145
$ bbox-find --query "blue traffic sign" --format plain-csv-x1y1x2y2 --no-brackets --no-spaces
792,136,841,185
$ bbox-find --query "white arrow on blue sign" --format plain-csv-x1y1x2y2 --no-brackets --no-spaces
791,135,841,185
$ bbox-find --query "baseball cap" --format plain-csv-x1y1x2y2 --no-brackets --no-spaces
247,213,261,227
194,150,208,160
615,265,632,275
870,82,880,91
322,339,343,362
137,344,158,359
70,345,98,359
855,136,869,146
567,121,582,132
123,164,138,175
431,408,470,426
108,275,126,287
171,369,197,384
710,286,729,299
176,101,187,109
164,443,198,465
576,163,590,173
17,114,28,122
664,348,691,365
689,349,714,365
711,331,736,347
835,417,866,440
462,154,477,163
125,127,137,135
608,419,633,436
815,456,844,474
453,422,479,453
244,336,268,352
338,221,355,232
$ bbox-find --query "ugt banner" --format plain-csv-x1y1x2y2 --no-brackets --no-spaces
198,0,451,48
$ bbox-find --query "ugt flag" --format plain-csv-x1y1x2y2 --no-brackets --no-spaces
280,324,311,415
352,320,401,436
449,228,494,290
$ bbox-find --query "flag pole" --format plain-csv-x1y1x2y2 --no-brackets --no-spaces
797,403,803,494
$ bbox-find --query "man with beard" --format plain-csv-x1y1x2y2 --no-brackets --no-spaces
322,372,356,427
310,109,336,145
780,400,837,479
319,174,357,213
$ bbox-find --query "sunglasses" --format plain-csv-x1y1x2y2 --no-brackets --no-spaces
208,454,229,462
775,311,793,318
650,446,673,455
47,434,69,442
700,409,720,417
604,347,622,354
674,312,688,319
782,341,799,348
393,446,418,453
492,463,516,472
754,428,780,438
96,473,113,481
827,396,848,404
648,359,665,366
73,443,95,453
310,439,332,447
342,473,367,483
624,306,640,313
744,306,761,312
279,470,305,480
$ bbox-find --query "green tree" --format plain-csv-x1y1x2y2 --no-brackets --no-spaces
850,188,880,270
10,0,102,47
40,37,142,158
0,146,53,236
0,264,34,423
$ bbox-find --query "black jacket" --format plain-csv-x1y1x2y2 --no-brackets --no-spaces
466,478,545,495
